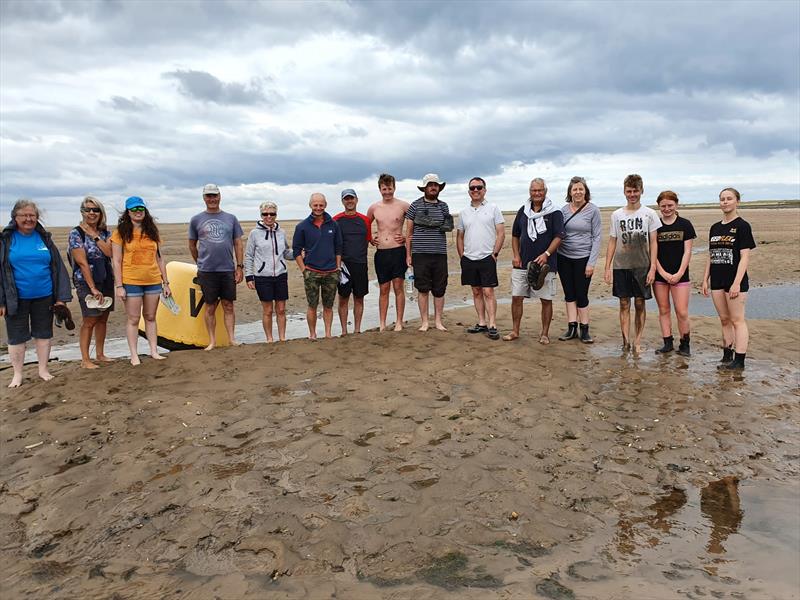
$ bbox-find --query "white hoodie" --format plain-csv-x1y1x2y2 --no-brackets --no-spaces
244,221,293,279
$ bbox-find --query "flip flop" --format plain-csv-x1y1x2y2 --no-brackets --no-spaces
85,295,113,310
53,304,75,330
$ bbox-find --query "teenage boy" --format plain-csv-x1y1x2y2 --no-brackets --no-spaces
604,174,660,354
333,189,371,335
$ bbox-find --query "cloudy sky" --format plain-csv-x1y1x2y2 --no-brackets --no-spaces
1,0,798,225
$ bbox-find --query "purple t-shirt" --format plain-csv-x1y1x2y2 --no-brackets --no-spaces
188,211,243,272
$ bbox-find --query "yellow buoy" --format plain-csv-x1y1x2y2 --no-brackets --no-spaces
139,261,231,350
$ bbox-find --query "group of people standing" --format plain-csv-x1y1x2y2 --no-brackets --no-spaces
0,173,756,388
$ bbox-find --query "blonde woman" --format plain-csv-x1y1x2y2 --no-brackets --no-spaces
244,201,293,342
68,196,115,368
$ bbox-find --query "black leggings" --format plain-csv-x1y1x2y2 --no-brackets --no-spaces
557,254,592,308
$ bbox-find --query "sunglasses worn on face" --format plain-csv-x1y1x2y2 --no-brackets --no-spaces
82,207,102,213
469,185,485,191
261,212,277,217
129,207,146,213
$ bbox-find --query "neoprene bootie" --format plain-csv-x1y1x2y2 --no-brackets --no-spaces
677,334,691,357
558,322,578,341
579,324,593,344
718,352,746,370
720,345,734,363
655,336,674,354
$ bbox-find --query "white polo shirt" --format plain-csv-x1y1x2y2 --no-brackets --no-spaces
457,201,505,260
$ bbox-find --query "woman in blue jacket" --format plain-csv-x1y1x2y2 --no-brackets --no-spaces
0,200,73,388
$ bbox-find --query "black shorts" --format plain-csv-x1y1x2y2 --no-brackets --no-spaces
374,246,407,284
460,255,498,288
413,253,448,297
338,261,369,298
254,273,288,302
75,280,115,318
612,268,652,300
4,296,53,345
197,270,237,303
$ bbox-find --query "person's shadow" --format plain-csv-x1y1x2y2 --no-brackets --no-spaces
701,476,743,554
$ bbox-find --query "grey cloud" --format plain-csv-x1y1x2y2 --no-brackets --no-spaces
163,69,279,106
105,96,154,112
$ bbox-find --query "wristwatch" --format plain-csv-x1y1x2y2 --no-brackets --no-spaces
236,263,244,268
492,252,499,258
544,250,551,257
93,236,100,242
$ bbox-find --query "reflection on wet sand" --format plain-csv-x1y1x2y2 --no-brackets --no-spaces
701,475,743,555
615,487,688,556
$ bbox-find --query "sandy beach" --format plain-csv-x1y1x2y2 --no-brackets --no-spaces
1,206,799,599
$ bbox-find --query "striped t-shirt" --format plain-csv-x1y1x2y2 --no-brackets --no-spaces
406,198,450,255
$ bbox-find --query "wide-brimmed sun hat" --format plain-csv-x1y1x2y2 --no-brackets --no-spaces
417,173,446,191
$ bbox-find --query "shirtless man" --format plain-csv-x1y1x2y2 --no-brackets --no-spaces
367,173,410,331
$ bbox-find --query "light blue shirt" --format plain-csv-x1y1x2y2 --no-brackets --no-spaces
10,230,53,299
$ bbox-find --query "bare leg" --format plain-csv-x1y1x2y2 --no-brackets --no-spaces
540,299,553,340
125,296,143,365
322,306,334,338
577,305,590,326
79,315,100,369
221,299,239,345
671,285,691,337
711,291,735,349
142,294,165,360
34,338,54,381
261,301,274,342
95,311,113,361
353,296,364,333
8,342,25,388
417,291,430,331
378,282,390,331
392,278,405,331
471,286,486,326
433,295,447,331
203,301,218,351
633,297,646,353
338,294,350,336
483,287,497,328
726,292,749,353
565,300,578,323
275,301,287,341
504,296,523,340
306,306,318,339
618,297,631,348
654,283,673,337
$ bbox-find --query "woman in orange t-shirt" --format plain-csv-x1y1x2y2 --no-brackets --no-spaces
111,196,171,365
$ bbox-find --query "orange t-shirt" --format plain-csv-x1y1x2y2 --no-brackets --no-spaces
111,229,162,285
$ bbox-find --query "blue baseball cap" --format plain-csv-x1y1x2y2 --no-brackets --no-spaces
341,188,357,200
125,196,146,210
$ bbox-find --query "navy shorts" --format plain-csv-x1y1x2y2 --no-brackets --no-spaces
460,255,498,288
254,273,289,302
413,253,448,297
75,280,115,317
197,271,237,303
4,296,53,345
374,246,407,284
612,268,652,300
338,261,369,298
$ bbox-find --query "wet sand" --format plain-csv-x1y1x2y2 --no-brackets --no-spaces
1,207,799,599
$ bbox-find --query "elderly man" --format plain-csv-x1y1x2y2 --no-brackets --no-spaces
405,173,451,332
333,188,371,335
456,177,505,340
188,183,244,350
504,178,564,343
292,193,343,339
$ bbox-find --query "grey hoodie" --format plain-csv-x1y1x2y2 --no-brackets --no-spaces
244,221,293,280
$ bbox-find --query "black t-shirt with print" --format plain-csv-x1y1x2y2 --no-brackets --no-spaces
709,217,756,291
655,215,696,283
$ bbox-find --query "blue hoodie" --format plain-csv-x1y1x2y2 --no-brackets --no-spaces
292,212,342,272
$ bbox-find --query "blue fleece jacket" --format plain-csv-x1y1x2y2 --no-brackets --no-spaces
292,212,342,272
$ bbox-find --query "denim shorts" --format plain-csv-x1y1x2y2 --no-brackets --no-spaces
123,283,162,297
4,296,53,345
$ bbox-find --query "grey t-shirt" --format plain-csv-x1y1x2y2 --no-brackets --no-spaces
609,205,660,270
188,211,244,272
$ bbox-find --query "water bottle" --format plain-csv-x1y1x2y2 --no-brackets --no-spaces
405,271,415,295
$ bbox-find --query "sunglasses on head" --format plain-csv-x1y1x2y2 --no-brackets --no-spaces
469,185,484,191
82,207,102,213
261,212,277,217
128,206,146,213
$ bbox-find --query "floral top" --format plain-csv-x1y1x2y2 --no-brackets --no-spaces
68,227,111,285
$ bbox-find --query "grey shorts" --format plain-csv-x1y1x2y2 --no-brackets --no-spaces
511,269,558,300
4,296,53,345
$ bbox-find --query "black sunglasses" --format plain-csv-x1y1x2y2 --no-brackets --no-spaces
82,207,102,213
469,185,485,191
261,212,277,217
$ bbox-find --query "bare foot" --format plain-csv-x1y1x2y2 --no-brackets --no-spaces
633,345,643,356
539,335,550,345
502,333,519,341
418,323,430,332
340,331,348,337
354,329,361,334
130,355,141,366
38,371,54,382
8,375,22,388
150,353,167,360
95,355,114,363
230,340,243,347
81,360,100,369
203,344,216,351
278,337,286,342
434,323,448,331
308,335,317,341
266,338,274,343
393,323,403,332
